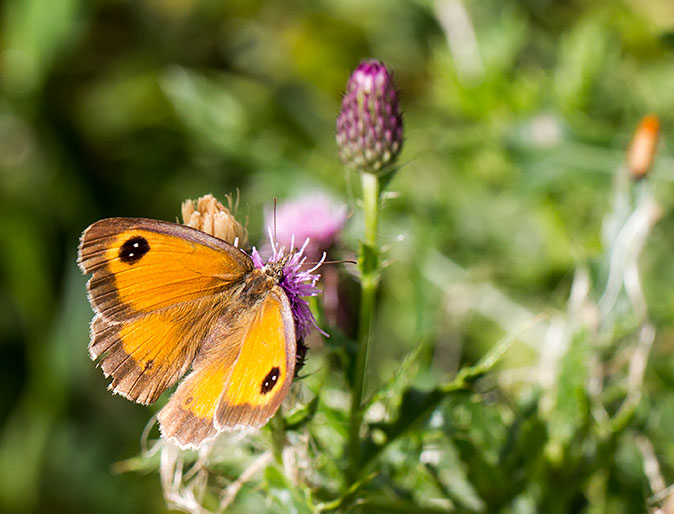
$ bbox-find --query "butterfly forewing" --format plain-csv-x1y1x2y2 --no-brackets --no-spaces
79,218,253,404
78,218,252,321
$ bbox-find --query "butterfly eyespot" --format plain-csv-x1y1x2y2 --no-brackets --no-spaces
119,236,150,264
144,359,154,371
185,396,193,405
260,366,281,394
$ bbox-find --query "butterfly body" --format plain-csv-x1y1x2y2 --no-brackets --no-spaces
78,217,297,448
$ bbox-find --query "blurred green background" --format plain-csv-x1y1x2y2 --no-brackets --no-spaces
2,0,674,512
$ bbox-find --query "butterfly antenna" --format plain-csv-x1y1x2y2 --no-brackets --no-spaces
328,259,357,265
305,257,357,267
273,197,278,247
306,251,326,273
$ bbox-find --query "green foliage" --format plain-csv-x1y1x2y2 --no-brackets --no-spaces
2,0,674,513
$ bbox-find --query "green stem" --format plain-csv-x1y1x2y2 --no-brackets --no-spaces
269,413,286,465
361,171,380,248
348,171,380,483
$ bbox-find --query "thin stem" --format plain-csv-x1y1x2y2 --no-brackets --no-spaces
361,171,379,248
269,413,286,466
348,171,380,483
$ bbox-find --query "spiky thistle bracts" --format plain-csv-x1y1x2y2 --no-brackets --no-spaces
336,59,403,174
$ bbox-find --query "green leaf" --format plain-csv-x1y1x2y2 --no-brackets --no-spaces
323,326,358,387
358,241,379,277
364,337,426,412
357,498,453,513
546,330,591,461
357,326,521,476
264,465,313,514
554,19,610,113
285,396,320,431
361,387,451,467
2,0,82,94
160,67,249,155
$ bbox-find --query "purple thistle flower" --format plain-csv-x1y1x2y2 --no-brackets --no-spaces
265,194,347,261
336,59,404,174
250,231,326,340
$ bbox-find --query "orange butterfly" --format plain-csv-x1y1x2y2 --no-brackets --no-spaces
78,216,320,449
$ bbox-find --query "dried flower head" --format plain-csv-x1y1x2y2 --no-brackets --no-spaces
182,193,248,246
336,59,403,174
266,194,347,261
250,231,325,341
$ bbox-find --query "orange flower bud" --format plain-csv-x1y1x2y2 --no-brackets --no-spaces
627,115,660,181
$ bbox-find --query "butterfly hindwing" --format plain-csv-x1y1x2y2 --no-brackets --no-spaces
157,289,296,448
156,354,235,448
216,289,296,430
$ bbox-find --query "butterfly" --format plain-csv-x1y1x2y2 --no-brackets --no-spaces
78,217,300,449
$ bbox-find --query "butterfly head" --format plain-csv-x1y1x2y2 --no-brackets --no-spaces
263,260,285,282
250,232,326,340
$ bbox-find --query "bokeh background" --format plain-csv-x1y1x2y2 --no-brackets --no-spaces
2,0,674,512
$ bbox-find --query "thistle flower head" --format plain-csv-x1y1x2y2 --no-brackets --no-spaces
250,231,325,340
266,194,347,261
336,59,403,174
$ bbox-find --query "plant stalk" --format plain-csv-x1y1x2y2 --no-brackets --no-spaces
348,171,380,483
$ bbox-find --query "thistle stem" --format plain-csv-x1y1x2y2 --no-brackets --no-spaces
361,171,380,248
348,171,380,483
269,413,286,465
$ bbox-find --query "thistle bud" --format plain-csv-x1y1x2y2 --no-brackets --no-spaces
627,114,660,181
181,193,248,247
336,60,403,174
